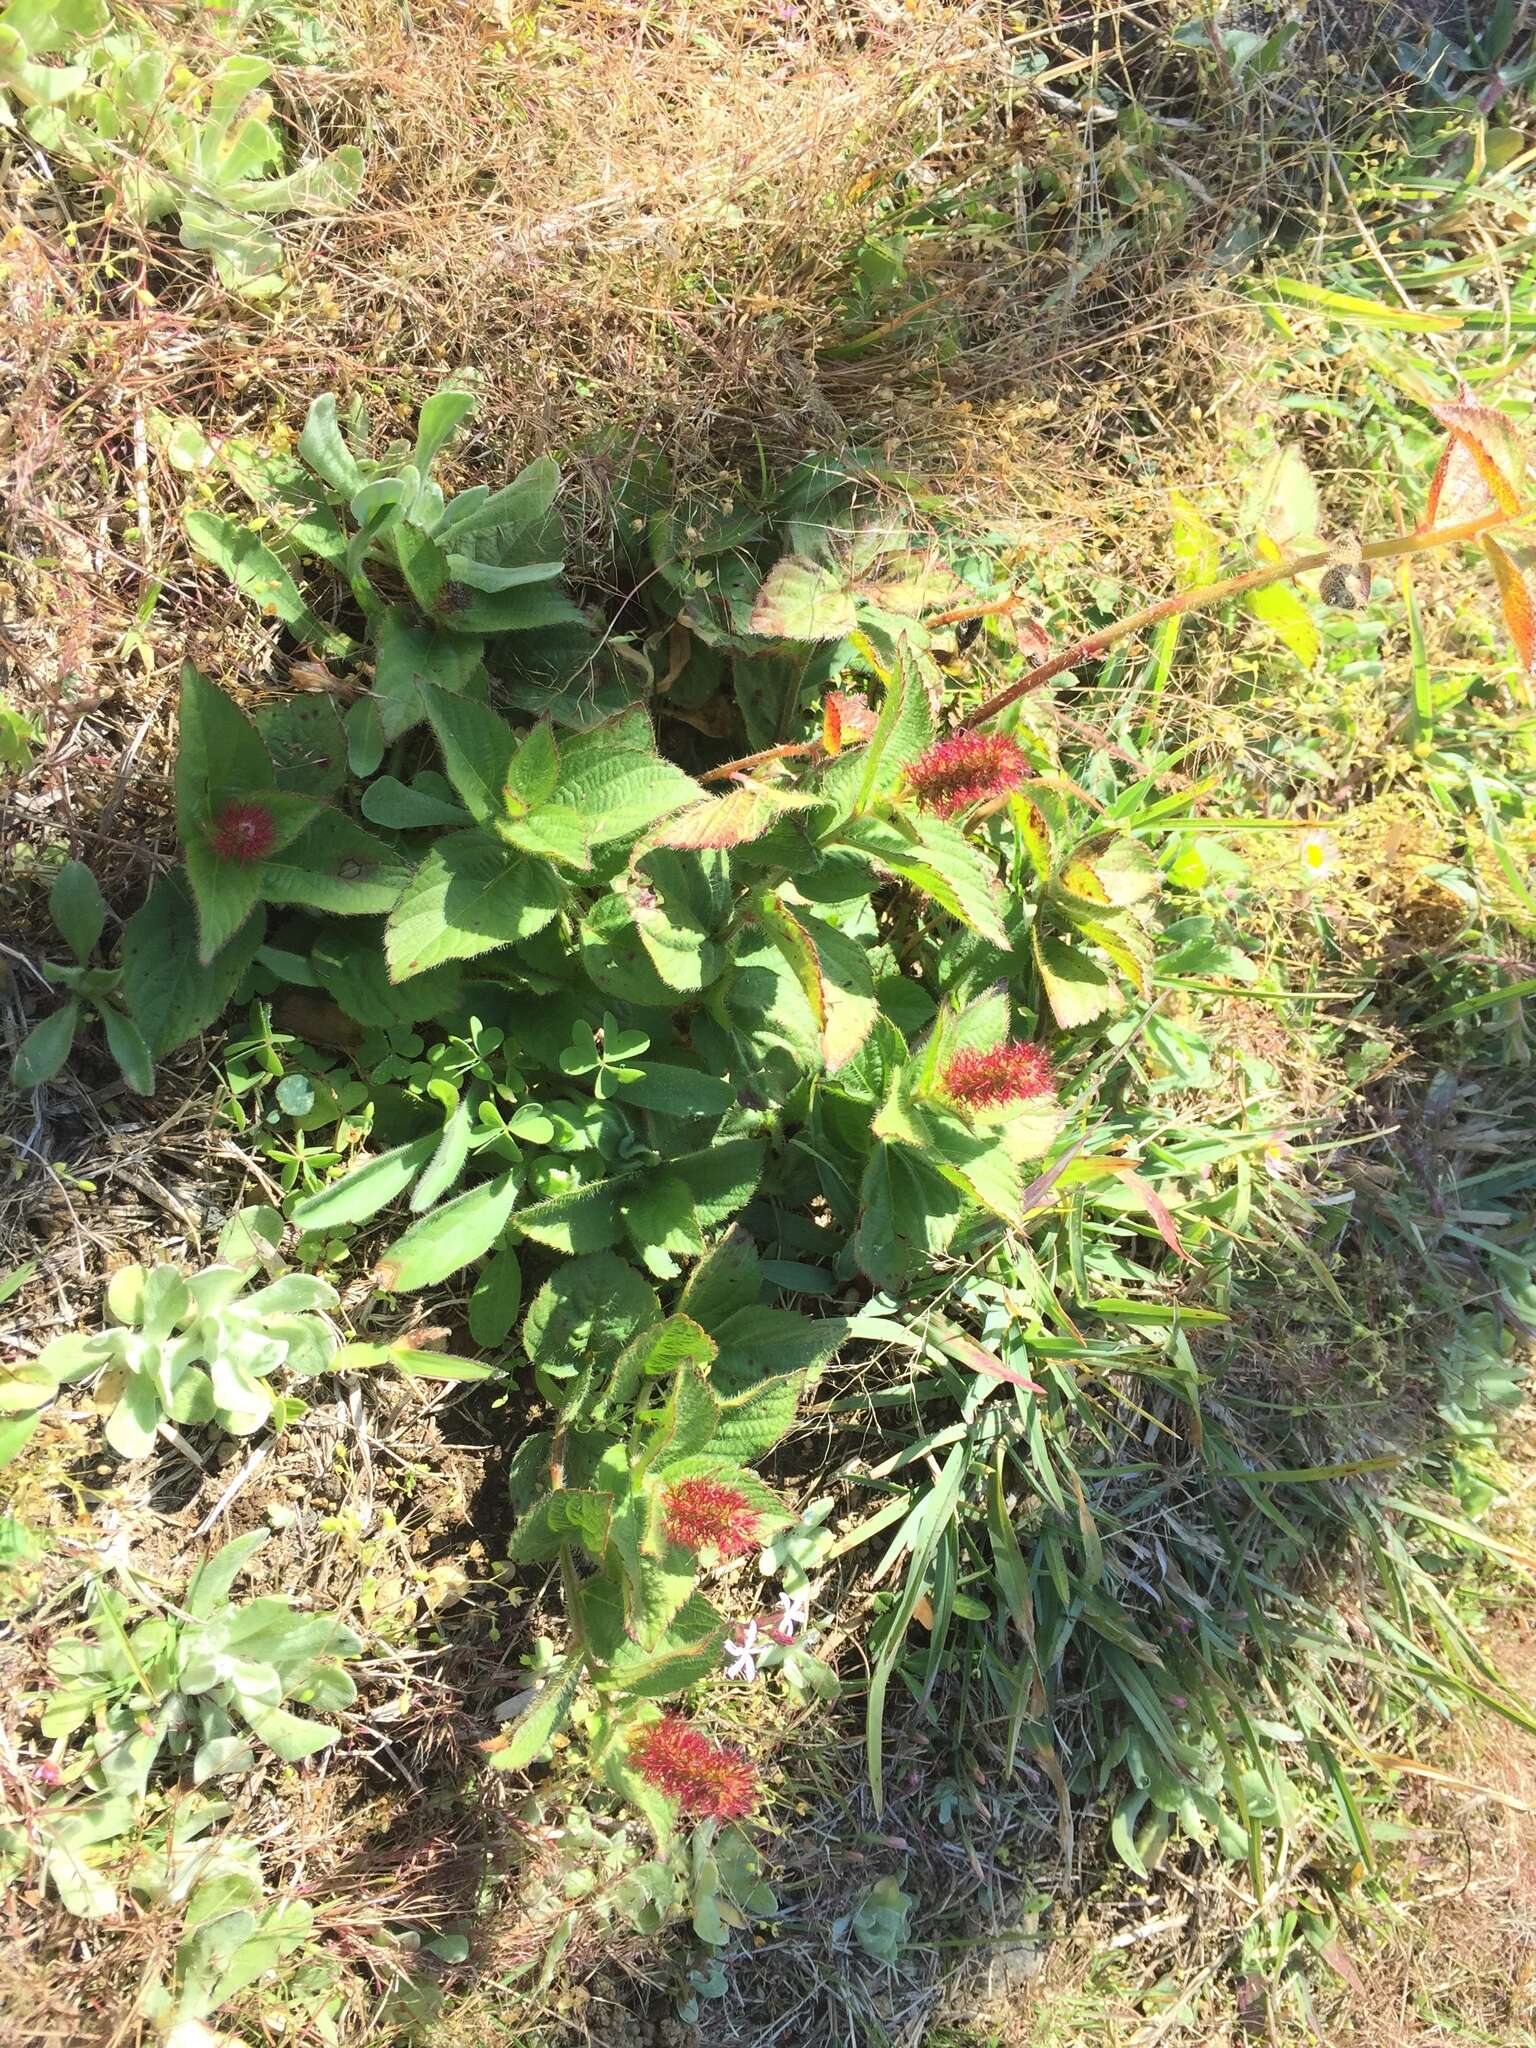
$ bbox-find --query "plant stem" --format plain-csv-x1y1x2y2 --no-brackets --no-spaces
957,502,1533,730
699,740,816,784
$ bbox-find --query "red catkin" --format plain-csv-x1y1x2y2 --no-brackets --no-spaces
905,730,1027,818
629,1713,759,1820
942,1040,1055,1109
208,799,277,864
660,1476,761,1561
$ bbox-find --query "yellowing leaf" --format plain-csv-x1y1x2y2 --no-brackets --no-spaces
749,558,858,641
1425,395,1527,525
1483,536,1536,678
1033,932,1120,1030
752,896,877,1071
1169,489,1223,588
1246,581,1320,667
1247,444,1321,550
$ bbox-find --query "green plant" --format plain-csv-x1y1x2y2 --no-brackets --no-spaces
162,380,1533,1854
8,859,155,1095
0,0,362,295
0,1528,356,2032
45,1529,361,1785
15,1222,338,1460
0,690,42,772
487,1234,810,1806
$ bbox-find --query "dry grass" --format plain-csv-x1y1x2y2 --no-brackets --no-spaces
1,4,1522,2045
0,0,1355,932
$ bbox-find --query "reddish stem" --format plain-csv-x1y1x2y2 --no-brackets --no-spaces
956,502,1532,729
699,740,816,785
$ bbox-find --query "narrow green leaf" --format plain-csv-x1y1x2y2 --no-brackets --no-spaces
94,1003,155,1096
289,1132,438,1229
11,1003,79,1088
50,861,104,963
373,1172,519,1292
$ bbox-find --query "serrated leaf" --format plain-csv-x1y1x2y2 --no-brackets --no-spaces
668,1139,764,1230
120,874,266,1058
360,776,472,829
1427,396,1525,524
374,608,484,744
260,813,411,917
554,707,703,845
255,694,348,796
604,1590,727,1697
710,1374,802,1461
752,896,876,1070
611,1063,735,1117
748,557,857,640
1034,931,1120,1029
853,549,971,617
395,524,451,612
622,849,730,991
184,840,265,963
523,1253,657,1384
855,648,936,810
373,1172,518,1291
498,803,592,869
439,584,584,635
841,813,1009,947
384,833,562,978
1483,535,1535,675
706,1304,843,1397
634,785,781,856
437,457,561,546
488,1653,584,1772
622,1175,705,1276
420,685,518,822
514,1174,627,1254
507,1488,612,1563
175,665,272,838
853,1142,964,1292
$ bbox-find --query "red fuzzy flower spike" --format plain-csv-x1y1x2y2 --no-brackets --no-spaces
208,799,277,864
942,1040,1055,1110
629,1713,759,1821
661,1476,761,1561
906,730,1027,818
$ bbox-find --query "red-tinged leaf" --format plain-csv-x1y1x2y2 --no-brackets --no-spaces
1423,438,1454,527
1425,394,1527,525
639,786,779,853
1017,1140,1089,1220
822,689,876,757
922,1310,1044,1393
1316,1941,1369,2001
1483,535,1536,675
637,776,817,858
1119,1170,1193,1263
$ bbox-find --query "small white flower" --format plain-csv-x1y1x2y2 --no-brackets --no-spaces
1298,829,1337,883
1261,1135,1296,1181
723,1621,760,1682
773,1589,810,1643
